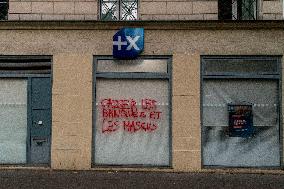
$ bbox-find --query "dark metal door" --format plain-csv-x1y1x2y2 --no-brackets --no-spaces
29,77,51,164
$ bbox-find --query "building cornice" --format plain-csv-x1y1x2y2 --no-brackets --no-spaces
0,20,283,30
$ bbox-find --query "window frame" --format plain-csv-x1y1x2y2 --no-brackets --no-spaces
92,55,172,168
99,0,139,21
201,55,283,169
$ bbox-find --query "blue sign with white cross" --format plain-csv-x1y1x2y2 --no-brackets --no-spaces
113,28,144,59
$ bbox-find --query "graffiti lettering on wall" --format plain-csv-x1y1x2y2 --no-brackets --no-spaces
100,98,163,134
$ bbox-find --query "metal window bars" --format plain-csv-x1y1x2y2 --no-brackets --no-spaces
0,0,8,20
101,0,137,21
219,0,257,20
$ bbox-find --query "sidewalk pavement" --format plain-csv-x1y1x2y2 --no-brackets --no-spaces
0,169,284,189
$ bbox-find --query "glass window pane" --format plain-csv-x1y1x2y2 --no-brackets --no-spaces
97,59,168,73
101,1,119,20
202,79,280,167
0,1,8,20
203,80,278,127
219,0,233,20
121,1,138,20
204,58,278,75
241,0,256,20
95,79,170,166
203,125,280,167
0,79,27,164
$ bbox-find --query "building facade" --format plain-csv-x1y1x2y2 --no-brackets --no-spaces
0,0,283,172
4,0,283,21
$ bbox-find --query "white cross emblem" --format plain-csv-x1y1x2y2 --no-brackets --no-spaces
113,36,127,51
113,36,141,51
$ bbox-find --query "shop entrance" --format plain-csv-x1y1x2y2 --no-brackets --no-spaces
0,56,52,165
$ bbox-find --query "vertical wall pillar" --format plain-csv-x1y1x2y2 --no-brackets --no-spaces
172,53,202,171
51,54,93,170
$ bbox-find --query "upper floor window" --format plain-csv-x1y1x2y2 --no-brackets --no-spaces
100,0,138,21
0,0,8,20
219,0,257,20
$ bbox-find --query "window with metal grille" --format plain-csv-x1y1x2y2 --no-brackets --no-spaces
100,0,138,20
219,0,257,20
0,0,8,20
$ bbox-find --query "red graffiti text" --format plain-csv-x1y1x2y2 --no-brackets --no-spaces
100,98,163,134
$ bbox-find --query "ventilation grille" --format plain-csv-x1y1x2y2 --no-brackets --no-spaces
0,56,52,75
